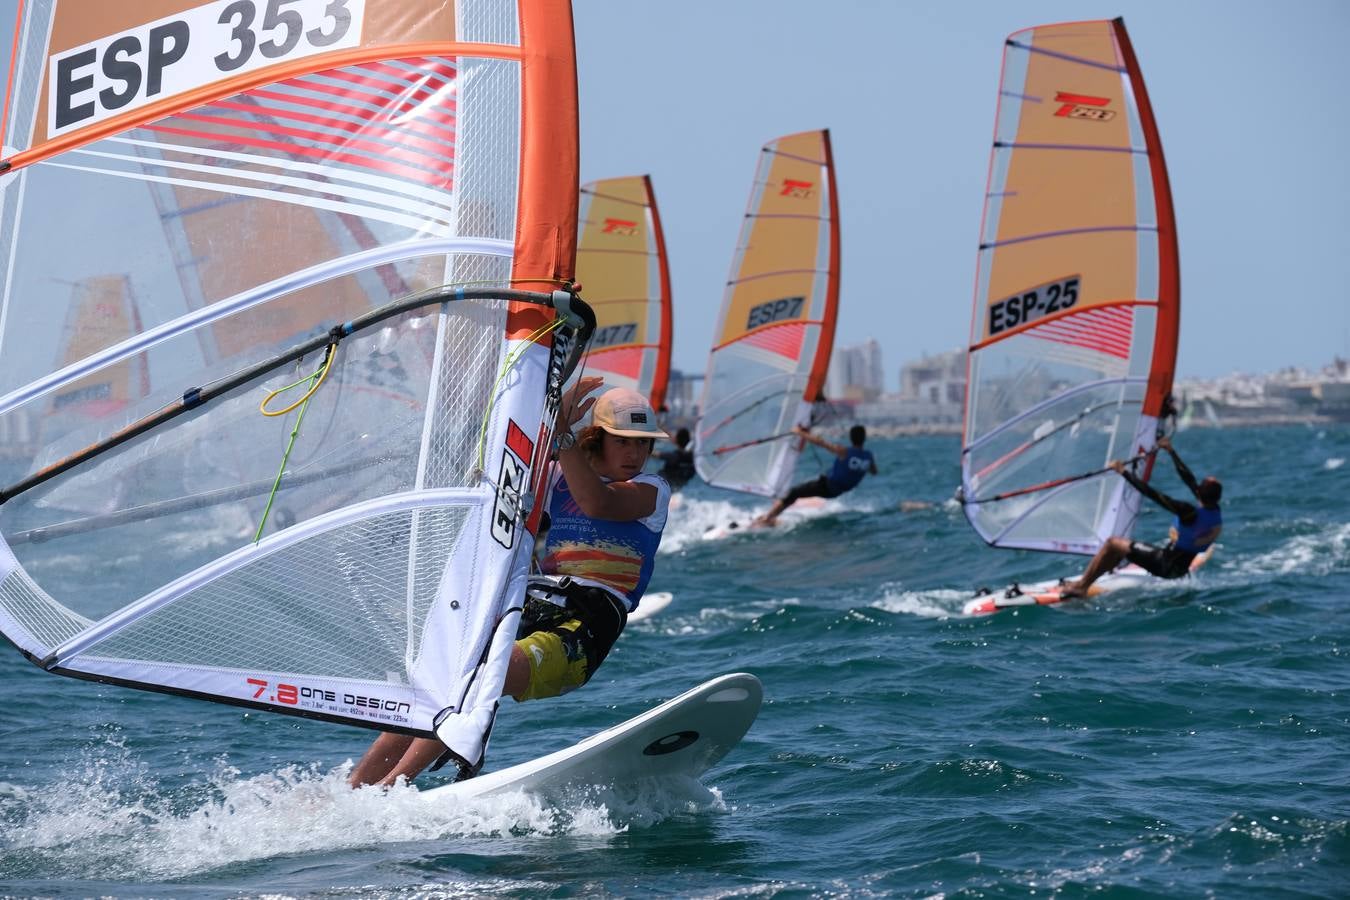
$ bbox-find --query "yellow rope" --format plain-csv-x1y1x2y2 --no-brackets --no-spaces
259,343,336,417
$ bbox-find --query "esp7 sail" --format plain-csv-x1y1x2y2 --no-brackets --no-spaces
0,0,590,776
961,18,1179,554
575,175,673,410
695,129,840,497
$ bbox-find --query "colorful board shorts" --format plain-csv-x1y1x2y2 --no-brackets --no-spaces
513,582,628,701
1125,541,1197,579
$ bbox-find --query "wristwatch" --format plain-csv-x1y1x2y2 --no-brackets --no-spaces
555,429,576,450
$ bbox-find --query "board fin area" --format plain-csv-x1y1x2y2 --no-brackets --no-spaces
419,673,762,803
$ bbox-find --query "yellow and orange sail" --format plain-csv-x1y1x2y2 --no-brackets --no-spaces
695,129,840,497
575,175,672,411
961,18,1179,554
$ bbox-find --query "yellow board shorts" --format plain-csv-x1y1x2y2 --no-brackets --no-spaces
513,583,627,702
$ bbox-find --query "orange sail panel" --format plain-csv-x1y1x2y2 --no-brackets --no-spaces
961,18,1179,555
695,129,840,498
575,175,672,410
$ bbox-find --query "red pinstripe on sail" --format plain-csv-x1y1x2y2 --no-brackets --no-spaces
1028,305,1134,359
144,57,458,188
739,321,807,361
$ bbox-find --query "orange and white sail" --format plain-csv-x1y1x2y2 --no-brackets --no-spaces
961,18,1179,554
0,0,588,775
695,129,840,497
575,175,672,410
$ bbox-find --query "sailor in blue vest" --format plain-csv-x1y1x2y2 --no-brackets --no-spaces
756,424,878,527
1061,436,1223,598
348,376,671,787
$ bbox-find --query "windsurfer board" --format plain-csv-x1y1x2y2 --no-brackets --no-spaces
702,497,827,541
419,672,762,803
627,590,673,623
964,548,1214,616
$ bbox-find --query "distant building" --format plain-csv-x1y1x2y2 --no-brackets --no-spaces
662,368,701,423
849,349,966,430
827,339,885,401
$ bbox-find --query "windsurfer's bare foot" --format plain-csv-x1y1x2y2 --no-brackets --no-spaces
1058,580,1088,599
753,515,776,527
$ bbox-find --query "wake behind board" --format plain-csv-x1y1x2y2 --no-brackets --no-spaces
627,590,673,623
702,497,827,541
419,672,762,803
964,548,1215,616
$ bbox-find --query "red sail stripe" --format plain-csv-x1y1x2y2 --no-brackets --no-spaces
245,86,458,145
203,99,454,161
1028,306,1134,359
144,122,454,187
166,111,455,179
739,321,807,360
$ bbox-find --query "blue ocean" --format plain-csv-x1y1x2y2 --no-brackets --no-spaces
1,424,1346,897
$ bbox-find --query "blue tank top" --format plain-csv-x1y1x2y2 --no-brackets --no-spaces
539,469,669,610
1173,506,1222,553
827,446,874,493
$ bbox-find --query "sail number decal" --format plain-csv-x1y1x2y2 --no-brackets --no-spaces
49,0,365,137
591,323,638,349
746,296,804,330
988,276,1080,336
491,419,535,549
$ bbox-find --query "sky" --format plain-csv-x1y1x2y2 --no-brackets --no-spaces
571,0,1350,383
2,1,1347,387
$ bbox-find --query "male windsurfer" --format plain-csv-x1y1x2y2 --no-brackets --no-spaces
349,377,671,786
1060,436,1222,598
755,424,877,527
652,426,696,490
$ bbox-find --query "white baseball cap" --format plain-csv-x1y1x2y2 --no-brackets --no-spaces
591,387,669,440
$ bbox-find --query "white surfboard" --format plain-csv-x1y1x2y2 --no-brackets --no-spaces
964,547,1215,616
627,590,673,623
702,496,828,541
419,672,762,803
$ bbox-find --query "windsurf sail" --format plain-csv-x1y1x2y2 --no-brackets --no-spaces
0,0,591,777
575,175,672,411
694,129,840,497
961,18,1179,554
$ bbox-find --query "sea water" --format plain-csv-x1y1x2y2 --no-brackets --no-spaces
1,424,1346,897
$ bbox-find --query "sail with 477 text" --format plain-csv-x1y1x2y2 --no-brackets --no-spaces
0,0,590,777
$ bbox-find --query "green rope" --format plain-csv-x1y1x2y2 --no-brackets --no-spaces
253,364,324,543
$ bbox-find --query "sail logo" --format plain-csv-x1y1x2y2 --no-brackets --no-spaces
602,218,639,236
491,419,535,549
779,179,814,198
47,0,365,138
747,296,805,330
1053,92,1116,121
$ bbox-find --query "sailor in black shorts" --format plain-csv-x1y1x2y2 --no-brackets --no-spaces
1061,436,1223,598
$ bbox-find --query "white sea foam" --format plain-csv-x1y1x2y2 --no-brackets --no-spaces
4,752,724,880
1230,522,1350,577
1324,457,1344,470
870,586,967,619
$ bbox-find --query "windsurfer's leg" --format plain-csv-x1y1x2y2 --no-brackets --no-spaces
374,738,448,787
348,732,416,787
1062,537,1130,597
503,644,531,699
757,498,788,526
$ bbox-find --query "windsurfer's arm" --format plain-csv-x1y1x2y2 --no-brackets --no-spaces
556,444,657,520
793,425,846,457
1156,436,1203,500
1114,460,1195,521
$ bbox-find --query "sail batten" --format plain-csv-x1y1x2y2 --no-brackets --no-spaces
962,18,1177,556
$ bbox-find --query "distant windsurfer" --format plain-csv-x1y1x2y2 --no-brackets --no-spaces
652,426,696,490
1060,436,1222,598
755,424,877,527
349,377,671,787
